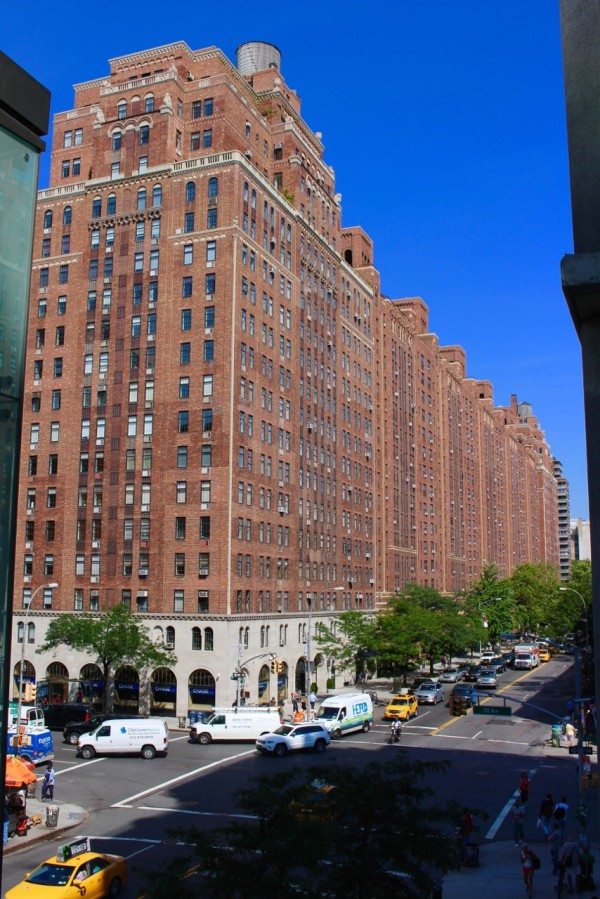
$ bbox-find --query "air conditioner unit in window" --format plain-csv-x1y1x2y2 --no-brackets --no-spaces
199,568,209,577
142,470,150,477
139,568,149,577
25,542,32,549
141,504,149,512
90,576,99,583
23,576,31,584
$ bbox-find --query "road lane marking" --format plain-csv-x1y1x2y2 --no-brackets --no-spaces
112,750,255,807
136,805,258,820
45,758,106,777
486,766,537,839
473,730,483,739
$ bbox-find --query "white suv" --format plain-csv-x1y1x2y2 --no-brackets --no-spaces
256,723,331,757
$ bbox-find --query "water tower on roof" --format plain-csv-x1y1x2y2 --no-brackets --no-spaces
236,42,281,76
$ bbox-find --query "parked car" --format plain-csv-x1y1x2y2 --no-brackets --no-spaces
43,703,92,731
476,668,499,688
415,682,445,704
439,668,464,683
256,722,331,757
383,693,418,720
463,665,481,682
64,714,144,745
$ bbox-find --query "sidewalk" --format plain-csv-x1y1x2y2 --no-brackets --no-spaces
5,796,87,855
443,838,587,898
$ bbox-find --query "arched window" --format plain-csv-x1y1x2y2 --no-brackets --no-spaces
243,182,249,202
208,177,218,198
17,622,24,643
153,625,163,643
117,100,127,120
204,627,214,651
92,197,102,218
43,209,53,229
112,131,122,151
244,626,249,648
139,125,150,146
165,626,175,649
63,206,72,226
260,625,265,648
152,184,162,207
107,194,117,215
251,188,256,209
27,622,35,644
192,627,202,650
185,181,196,202
144,94,154,113
137,188,147,211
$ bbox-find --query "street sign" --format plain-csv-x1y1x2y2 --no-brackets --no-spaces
473,705,512,716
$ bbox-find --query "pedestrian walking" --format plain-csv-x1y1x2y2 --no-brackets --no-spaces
309,690,317,711
558,835,579,895
553,796,569,842
538,792,554,838
548,823,561,874
300,696,307,713
41,762,55,801
519,771,530,804
291,690,299,713
511,798,526,846
520,844,539,897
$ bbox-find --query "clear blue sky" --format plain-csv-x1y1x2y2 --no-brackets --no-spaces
5,1,587,516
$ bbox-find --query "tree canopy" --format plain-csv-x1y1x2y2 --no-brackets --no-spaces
151,756,472,898
37,605,176,711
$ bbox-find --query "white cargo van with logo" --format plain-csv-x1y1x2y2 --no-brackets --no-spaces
190,708,281,744
315,692,373,738
78,718,168,759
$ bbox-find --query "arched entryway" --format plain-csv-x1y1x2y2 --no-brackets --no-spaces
188,669,216,710
257,664,270,704
151,667,177,717
114,666,139,714
295,658,306,694
12,661,35,701
79,664,103,708
277,662,289,703
46,662,68,704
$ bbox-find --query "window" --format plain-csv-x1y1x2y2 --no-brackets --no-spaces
131,316,141,337
185,181,196,202
175,516,186,539
112,162,120,177
206,241,216,263
43,209,53,228
134,252,144,272
201,444,212,467
192,627,202,650
179,377,190,399
51,389,61,409
39,267,49,287
203,129,213,148
72,157,81,176
112,130,122,150
208,177,218,198
199,552,210,576
152,185,162,207
173,591,184,613
63,206,72,225
191,132,201,151
204,98,213,116
145,94,154,112
202,408,213,431
174,553,185,576
117,100,127,119
139,125,150,145
180,342,191,365
107,194,117,215
62,159,70,178
207,208,218,229
184,211,195,233
204,306,215,328
47,487,57,508
137,188,147,211
181,308,192,331
61,234,70,254
200,481,211,504
50,421,60,442
57,296,67,315
202,374,213,399
203,340,214,362
178,411,189,433
183,244,193,266
150,249,159,271
139,155,148,173
200,516,211,539
92,197,102,218
176,481,187,503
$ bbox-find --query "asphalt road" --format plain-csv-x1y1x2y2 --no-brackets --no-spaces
2,655,579,896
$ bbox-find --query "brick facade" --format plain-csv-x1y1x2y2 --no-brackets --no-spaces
11,41,559,717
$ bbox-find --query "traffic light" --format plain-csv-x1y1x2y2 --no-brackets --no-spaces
270,660,276,673
23,683,33,702
277,661,285,674
29,683,37,703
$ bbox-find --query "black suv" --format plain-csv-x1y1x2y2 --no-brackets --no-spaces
43,703,91,731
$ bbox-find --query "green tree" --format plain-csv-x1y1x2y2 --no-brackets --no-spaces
37,605,176,711
316,610,377,675
162,756,475,898
508,563,561,633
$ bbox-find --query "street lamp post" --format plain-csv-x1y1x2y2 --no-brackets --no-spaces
305,594,312,718
16,582,58,733
559,586,592,802
478,597,502,655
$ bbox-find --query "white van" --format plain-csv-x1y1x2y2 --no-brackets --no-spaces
78,718,168,759
190,707,281,744
315,692,373,738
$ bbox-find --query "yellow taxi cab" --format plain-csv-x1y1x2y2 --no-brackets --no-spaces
6,838,127,899
384,691,418,721
538,648,552,662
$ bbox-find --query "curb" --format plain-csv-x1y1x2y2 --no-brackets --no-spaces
4,808,89,855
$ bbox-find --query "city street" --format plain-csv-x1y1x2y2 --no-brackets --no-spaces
2,654,584,895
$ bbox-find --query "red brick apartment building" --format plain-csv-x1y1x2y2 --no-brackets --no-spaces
12,41,559,716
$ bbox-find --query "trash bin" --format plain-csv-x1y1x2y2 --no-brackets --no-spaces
45,806,59,828
464,843,479,868
26,781,37,798
551,723,562,747
178,716,187,729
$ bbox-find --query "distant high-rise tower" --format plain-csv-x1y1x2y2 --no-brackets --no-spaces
554,459,571,579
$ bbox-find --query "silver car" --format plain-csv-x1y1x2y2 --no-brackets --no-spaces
476,668,498,688
439,668,464,683
415,682,445,704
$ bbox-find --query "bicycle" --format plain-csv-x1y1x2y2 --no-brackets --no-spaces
385,722,401,744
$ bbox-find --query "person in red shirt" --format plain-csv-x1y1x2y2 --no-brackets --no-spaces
519,771,530,804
